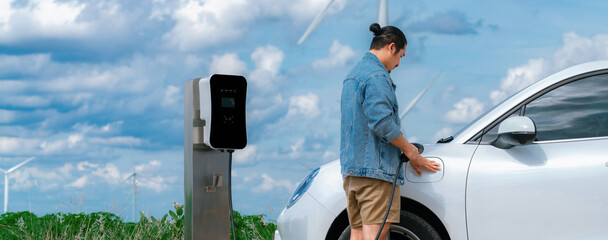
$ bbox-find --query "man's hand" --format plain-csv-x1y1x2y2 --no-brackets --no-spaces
407,153,441,176
390,135,441,175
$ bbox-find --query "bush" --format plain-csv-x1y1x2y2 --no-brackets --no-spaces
0,203,277,240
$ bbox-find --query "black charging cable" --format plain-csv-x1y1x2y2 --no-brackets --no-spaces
374,143,424,240
227,150,236,240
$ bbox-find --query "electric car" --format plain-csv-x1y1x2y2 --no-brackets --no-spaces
274,61,608,240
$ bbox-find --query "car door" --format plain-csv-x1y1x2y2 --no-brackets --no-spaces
466,72,608,239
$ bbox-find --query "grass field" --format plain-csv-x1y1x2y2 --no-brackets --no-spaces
0,203,277,240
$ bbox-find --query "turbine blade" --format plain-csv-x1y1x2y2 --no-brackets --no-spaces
7,157,35,173
298,0,338,44
378,0,388,27
124,173,135,182
399,70,443,121
0,168,6,174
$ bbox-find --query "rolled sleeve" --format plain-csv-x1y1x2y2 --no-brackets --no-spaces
362,76,403,143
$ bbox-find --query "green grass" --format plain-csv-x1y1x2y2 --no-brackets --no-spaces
0,203,277,240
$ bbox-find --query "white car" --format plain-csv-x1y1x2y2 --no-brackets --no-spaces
274,61,608,240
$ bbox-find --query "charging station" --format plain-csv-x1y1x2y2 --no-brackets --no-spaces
184,74,247,240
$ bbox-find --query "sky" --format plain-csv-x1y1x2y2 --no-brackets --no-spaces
1,0,608,222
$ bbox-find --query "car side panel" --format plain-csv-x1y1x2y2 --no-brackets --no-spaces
403,144,479,240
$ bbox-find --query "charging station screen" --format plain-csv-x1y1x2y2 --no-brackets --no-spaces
209,74,247,149
221,97,236,108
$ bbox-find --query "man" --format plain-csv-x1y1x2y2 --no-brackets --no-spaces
340,23,441,240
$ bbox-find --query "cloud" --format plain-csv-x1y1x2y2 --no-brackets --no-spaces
234,145,257,164
67,176,88,188
490,32,608,105
0,53,51,76
287,93,320,118
11,166,63,191
252,173,295,193
0,0,88,43
209,53,248,75
0,109,16,123
490,58,546,105
162,0,348,51
249,45,285,91
134,160,162,173
313,40,356,69
432,127,453,143
163,85,181,107
162,0,257,51
408,10,483,35
443,98,485,123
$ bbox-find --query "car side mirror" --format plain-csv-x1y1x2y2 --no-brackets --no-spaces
491,116,536,149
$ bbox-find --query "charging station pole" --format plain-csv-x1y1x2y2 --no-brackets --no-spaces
184,78,230,240
185,75,247,240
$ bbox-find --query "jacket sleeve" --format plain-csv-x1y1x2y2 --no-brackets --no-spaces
361,75,402,143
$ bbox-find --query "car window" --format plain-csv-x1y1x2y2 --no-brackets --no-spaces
524,73,608,141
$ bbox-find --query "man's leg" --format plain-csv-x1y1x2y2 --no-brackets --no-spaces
362,223,391,240
350,226,363,240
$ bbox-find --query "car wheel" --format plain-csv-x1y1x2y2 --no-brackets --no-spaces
337,211,441,240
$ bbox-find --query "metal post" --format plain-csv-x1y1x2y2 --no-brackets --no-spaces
184,79,231,240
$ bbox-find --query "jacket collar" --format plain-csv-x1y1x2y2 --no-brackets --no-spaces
363,52,396,89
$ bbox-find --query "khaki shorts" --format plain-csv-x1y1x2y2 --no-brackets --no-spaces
342,176,400,228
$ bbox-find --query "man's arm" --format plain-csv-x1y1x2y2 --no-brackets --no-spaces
390,135,441,176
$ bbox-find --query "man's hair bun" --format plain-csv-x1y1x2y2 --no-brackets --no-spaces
369,23,382,36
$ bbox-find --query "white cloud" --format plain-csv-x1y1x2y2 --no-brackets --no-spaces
135,160,162,173
443,98,484,123
77,161,100,171
0,54,51,74
490,58,546,105
234,145,257,164
67,176,88,188
287,93,320,118
162,0,347,51
88,136,143,146
137,175,172,192
163,85,181,107
432,127,453,143
0,137,39,154
0,0,88,43
92,163,121,185
163,0,257,51
252,173,295,193
0,109,16,123
11,167,62,191
313,40,356,69
249,45,285,91
209,53,248,75
491,32,608,105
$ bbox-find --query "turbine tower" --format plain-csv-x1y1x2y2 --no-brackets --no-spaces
298,0,389,44
0,157,35,213
124,172,139,222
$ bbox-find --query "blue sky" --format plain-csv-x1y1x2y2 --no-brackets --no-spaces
1,0,608,222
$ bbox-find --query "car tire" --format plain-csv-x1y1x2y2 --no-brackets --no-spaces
337,210,441,240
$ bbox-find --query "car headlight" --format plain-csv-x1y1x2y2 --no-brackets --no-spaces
286,167,320,209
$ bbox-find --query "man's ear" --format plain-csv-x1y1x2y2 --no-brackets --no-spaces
387,42,397,55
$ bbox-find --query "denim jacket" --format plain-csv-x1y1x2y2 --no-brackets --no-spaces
340,52,404,185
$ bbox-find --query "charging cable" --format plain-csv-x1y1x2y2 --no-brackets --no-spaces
374,143,424,240
228,150,236,240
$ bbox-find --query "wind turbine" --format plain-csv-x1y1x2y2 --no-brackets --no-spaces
0,157,35,213
298,0,389,44
124,172,139,222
